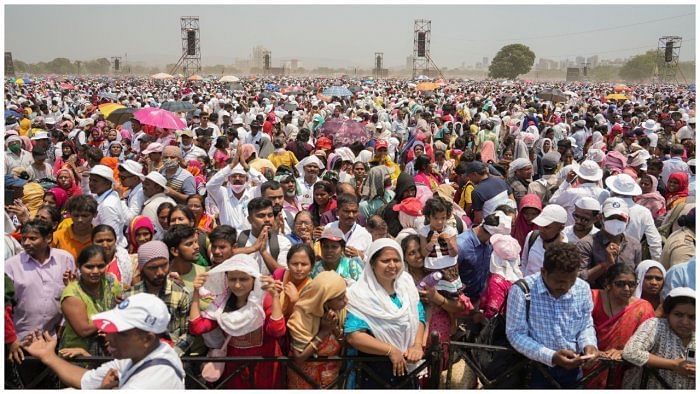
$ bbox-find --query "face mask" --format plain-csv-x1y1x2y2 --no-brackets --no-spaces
8,144,21,154
231,183,246,194
603,219,627,236
436,277,464,295
181,143,192,150
163,158,179,169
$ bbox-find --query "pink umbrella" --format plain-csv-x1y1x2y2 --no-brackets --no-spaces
133,107,186,129
60,82,76,90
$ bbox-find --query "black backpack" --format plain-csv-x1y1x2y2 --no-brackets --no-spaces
471,279,531,388
236,229,280,260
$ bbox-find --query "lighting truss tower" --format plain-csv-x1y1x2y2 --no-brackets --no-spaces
5,52,15,77
170,16,201,77
110,56,122,74
655,36,683,84
412,19,431,79
373,52,387,78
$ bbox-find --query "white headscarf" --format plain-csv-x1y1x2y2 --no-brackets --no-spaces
483,211,513,235
508,158,533,179
634,260,667,298
295,155,325,179
489,234,523,283
347,239,421,354
201,254,265,338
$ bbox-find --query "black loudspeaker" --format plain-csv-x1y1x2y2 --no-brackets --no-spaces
665,41,674,62
376,55,382,70
264,54,270,69
114,59,120,71
417,32,426,57
187,31,196,56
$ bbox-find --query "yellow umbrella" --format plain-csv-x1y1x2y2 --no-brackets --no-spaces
188,74,203,81
15,78,24,85
98,103,125,118
416,82,440,91
606,93,628,101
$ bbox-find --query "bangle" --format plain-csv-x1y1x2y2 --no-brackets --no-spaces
385,345,392,357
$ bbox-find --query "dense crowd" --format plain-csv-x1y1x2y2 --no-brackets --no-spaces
3,75,696,389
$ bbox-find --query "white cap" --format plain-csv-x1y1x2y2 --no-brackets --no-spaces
605,174,642,196
145,171,168,189
92,293,170,334
119,160,145,180
142,142,164,155
574,197,601,212
667,287,696,299
602,197,629,219
642,119,658,131
232,116,244,124
567,136,579,148
574,160,603,182
44,117,56,124
532,204,567,226
89,165,115,184
30,131,50,140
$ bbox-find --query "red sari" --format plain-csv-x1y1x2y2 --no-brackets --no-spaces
585,290,655,388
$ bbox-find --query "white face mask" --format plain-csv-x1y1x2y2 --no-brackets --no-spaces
436,277,464,295
603,219,627,236
231,183,246,194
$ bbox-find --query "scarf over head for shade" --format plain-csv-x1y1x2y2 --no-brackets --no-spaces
22,182,45,217
633,260,667,298
634,175,667,219
489,234,523,283
287,271,347,353
361,165,391,201
57,167,83,198
665,172,689,201
512,194,542,248
201,254,265,337
346,239,420,354
295,155,325,179
240,143,256,162
128,215,155,254
480,141,496,163
46,187,69,210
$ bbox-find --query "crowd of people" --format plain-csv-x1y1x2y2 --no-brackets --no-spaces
3,75,696,389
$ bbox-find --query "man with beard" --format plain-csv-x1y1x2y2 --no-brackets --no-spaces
295,155,324,210
179,129,206,163
261,180,292,234
162,224,207,293
280,171,303,217
324,193,372,259
126,240,193,357
563,197,601,245
21,293,185,389
236,197,292,275
159,146,195,204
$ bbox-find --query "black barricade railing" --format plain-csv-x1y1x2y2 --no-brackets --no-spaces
447,341,632,389
18,332,443,390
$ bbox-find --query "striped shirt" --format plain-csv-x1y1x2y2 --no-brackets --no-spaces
161,167,196,196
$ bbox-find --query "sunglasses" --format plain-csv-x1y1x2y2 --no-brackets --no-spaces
613,280,638,289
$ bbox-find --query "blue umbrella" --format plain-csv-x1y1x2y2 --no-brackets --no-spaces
21,78,31,84
5,109,22,119
265,83,279,92
689,84,696,92
322,86,352,97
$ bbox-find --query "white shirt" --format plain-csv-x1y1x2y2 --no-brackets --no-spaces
122,183,145,224
296,177,318,211
26,162,53,181
661,156,691,186
241,231,291,275
80,342,185,389
141,193,177,239
621,198,663,261
5,149,34,174
563,225,599,245
521,231,569,276
182,145,208,162
325,221,373,254
94,189,128,249
206,165,254,233
549,182,609,226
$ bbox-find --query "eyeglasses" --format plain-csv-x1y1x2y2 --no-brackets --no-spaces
613,280,638,289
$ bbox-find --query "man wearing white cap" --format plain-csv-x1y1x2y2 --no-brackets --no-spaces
296,155,325,210
118,160,146,222
206,148,257,232
550,160,609,226
22,293,185,389
89,165,128,248
141,172,177,237
521,204,569,276
577,197,642,289
606,173,663,261
563,197,601,245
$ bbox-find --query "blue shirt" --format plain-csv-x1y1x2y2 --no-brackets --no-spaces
662,257,696,299
457,229,493,300
505,273,597,367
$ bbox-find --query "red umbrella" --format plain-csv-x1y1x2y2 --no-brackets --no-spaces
60,82,76,90
133,107,186,129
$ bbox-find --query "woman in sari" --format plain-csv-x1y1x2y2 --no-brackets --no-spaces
43,187,69,214
273,244,314,319
359,166,394,223
403,141,425,176
92,224,135,288
187,159,207,195
55,167,83,199
511,194,542,249
634,260,666,312
585,264,655,389
187,194,216,234
127,215,155,254
287,271,347,389
636,174,667,225
664,172,689,211
308,180,337,228
52,141,83,176
413,154,440,191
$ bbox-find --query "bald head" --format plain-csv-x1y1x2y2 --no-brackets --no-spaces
162,146,182,159
336,182,356,196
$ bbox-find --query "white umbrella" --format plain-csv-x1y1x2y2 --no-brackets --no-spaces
151,72,173,80
219,75,240,83
415,75,430,81
563,90,578,97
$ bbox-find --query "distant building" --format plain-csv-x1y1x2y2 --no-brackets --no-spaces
575,56,585,66
251,45,268,69
476,62,483,70
587,55,599,68
406,55,413,70
482,57,489,67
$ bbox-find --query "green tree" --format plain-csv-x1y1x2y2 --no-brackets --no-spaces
618,50,658,82
589,65,620,82
488,44,536,79
46,57,76,74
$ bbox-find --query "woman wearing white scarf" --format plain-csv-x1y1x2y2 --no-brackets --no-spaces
345,238,425,387
633,260,667,311
188,254,287,388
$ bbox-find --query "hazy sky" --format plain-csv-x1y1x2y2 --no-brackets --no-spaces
4,4,696,68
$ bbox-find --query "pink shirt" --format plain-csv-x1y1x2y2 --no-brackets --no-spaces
5,248,76,340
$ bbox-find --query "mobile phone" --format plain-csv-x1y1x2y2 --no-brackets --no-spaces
687,348,695,363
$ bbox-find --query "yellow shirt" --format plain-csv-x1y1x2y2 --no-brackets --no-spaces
268,150,299,170
51,224,93,261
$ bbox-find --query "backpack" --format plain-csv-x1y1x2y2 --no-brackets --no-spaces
471,279,531,388
236,229,280,260
70,129,86,148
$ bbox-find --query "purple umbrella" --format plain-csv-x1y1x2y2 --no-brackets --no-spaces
318,118,371,147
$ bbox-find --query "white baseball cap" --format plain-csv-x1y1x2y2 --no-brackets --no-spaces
574,160,603,182
602,197,629,219
92,293,170,334
532,204,568,226
30,131,50,140
145,171,168,189
605,174,642,196
89,165,115,184
574,197,601,212
118,160,145,180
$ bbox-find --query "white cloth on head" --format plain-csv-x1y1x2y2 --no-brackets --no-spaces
200,254,265,337
633,260,667,299
483,210,512,235
508,158,533,178
489,234,523,283
295,155,325,179
346,239,421,355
